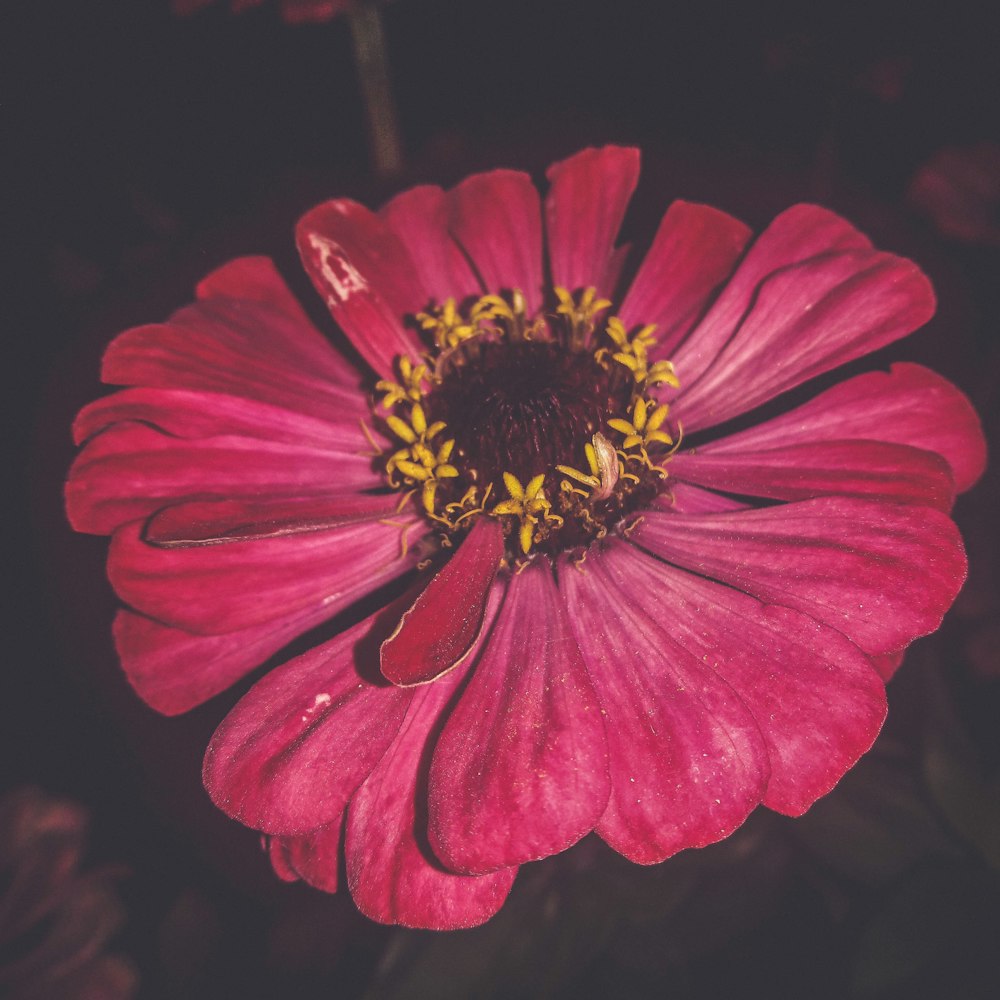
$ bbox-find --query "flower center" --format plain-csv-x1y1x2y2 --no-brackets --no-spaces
372,288,681,562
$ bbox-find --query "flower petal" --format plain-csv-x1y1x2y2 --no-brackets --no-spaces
671,440,955,510
559,546,770,864
72,385,374,449
101,309,358,422
296,200,426,377
380,517,504,686
379,185,482,305
618,201,751,356
695,363,986,494
113,604,336,715
269,819,343,893
544,146,640,297
448,169,544,314
66,423,381,535
428,561,610,874
630,496,967,656
610,542,886,815
670,203,873,387
675,249,936,431
203,607,413,835
108,505,423,634
346,667,517,929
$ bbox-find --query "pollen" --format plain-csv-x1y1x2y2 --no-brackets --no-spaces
373,287,680,561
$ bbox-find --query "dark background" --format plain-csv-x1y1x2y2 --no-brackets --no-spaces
6,1,1000,997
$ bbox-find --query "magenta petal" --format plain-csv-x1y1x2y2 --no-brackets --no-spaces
544,146,640,297
675,249,935,431
196,255,318,328
379,185,482,305
871,649,906,681
660,481,751,514
696,362,986,495
269,819,343,893
631,496,967,656
203,611,413,834
559,549,770,864
428,562,610,874
671,204,873,387
610,542,886,816
144,494,397,547
619,201,751,356
108,506,423,635
113,603,336,715
66,423,381,535
296,200,426,378
671,439,955,510
448,170,544,314
380,517,504,686
346,668,517,929
101,312,358,422
73,385,373,449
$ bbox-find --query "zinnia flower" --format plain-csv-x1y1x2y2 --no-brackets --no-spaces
66,146,985,930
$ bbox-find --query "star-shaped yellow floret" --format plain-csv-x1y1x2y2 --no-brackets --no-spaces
491,472,560,554
375,356,430,409
556,432,621,501
555,286,612,343
416,298,481,351
608,397,674,461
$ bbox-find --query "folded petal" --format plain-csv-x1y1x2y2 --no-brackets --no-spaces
559,547,769,864
618,201,751,356
113,603,337,715
670,439,955,510
66,423,381,535
108,505,423,634
544,146,640,297
346,667,518,929
428,561,610,874
675,249,936,431
203,608,413,835
296,200,426,377
379,185,482,305
381,517,504,686
448,170,544,314
696,363,986,494
671,204,873,387
630,496,967,656
610,542,886,815
268,819,343,892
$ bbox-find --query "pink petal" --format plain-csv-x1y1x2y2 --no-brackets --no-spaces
630,496,967,656
674,249,935,432
670,440,955,510
448,170,544,314
618,201,751,356
670,204,873,387
544,146,640,297
101,314,359,423
428,561,610,874
660,481,751,514
379,185,482,305
113,603,337,715
346,667,517,929
108,507,423,634
380,517,504,686
296,200,426,378
73,385,374,449
66,423,381,535
203,608,413,835
144,494,397,547
609,542,887,816
871,649,906,681
559,547,770,864
269,819,343,892
696,363,986,494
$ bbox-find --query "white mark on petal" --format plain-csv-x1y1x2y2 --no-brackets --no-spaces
307,233,369,304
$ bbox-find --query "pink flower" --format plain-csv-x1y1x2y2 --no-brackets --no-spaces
172,0,356,25
66,146,986,930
